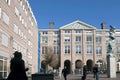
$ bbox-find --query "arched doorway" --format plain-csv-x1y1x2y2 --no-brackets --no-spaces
75,60,82,69
86,59,93,72
64,60,71,74
75,60,82,74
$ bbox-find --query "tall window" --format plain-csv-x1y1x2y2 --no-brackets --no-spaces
15,7,19,16
65,30,70,33
65,46,70,54
13,24,18,34
76,36,81,42
53,38,59,43
42,47,47,54
54,31,59,35
76,46,81,54
76,30,81,33
64,36,70,42
86,36,92,42
87,45,92,54
116,38,120,43
3,12,9,25
6,0,11,5
96,37,101,43
0,57,7,78
96,46,102,54
54,46,59,54
42,31,48,35
0,7,1,19
41,37,48,43
117,46,120,53
1,33,8,47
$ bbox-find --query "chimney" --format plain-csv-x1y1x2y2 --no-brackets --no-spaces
49,22,54,29
101,22,106,29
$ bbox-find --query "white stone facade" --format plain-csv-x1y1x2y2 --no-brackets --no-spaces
39,20,120,73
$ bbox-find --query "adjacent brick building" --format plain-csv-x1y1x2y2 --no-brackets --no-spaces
0,0,38,78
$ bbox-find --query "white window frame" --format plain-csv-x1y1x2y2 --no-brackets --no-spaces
3,12,9,25
87,45,92,54
1,33,8,47
96,46,102,54
65,45,70,54
76,45,81,54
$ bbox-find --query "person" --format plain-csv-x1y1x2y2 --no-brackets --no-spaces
62,66,68,80
82,65,87,80
7,51,29,80
93,64,99,80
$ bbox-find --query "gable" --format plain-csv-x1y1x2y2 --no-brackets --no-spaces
60,20,96,29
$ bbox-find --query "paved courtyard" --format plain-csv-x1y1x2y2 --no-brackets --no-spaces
54,73,120,80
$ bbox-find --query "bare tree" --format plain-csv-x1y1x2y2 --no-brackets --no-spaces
42,46,60,72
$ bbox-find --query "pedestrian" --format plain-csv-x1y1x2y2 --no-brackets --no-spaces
6,51,29,80
62,66,68,80
82,65,87,80
93,64,99,80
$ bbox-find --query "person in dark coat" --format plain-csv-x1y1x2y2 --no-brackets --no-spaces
62,66,68,80
93,64,99,80
7,51,29,80
82,65,87,80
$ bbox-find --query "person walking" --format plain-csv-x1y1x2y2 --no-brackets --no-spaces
82,65,87,80
7,51,29,80
93,64,99,80
62,66,68,80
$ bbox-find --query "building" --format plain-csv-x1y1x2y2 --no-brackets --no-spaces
39,20,120,73
0,0,38,78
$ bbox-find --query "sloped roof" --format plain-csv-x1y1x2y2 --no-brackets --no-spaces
60,20,96,29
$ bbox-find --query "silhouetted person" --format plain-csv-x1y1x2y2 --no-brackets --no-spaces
93,64,99,80
62,66,68,80
7,51,29,80
82,65,87,80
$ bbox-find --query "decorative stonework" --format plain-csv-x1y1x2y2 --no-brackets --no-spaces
60,20,96,29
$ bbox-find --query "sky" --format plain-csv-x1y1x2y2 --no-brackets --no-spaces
29,0,120,29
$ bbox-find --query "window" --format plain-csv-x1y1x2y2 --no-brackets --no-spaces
41,37,48,43
54,46,59,54
76,46,81,54
96,37,101,43
1,33,8,47
96,46,102,54
3,12,9,25
116,38,120,43
76,30,81,33
0,7,1,19
87,45,92,54
76,36,81,42
13,41,17,51
42,47,47,54
53,38,59,43
117,46,120,53
5,0,11,5
86,36,92,42
65,30,70,33
96,31,102,34
65,46,70,54
42,31,48,35
64,36,70,42
54,31,59,35
15,7,19,16
13,24,18,34
0,58,7,78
